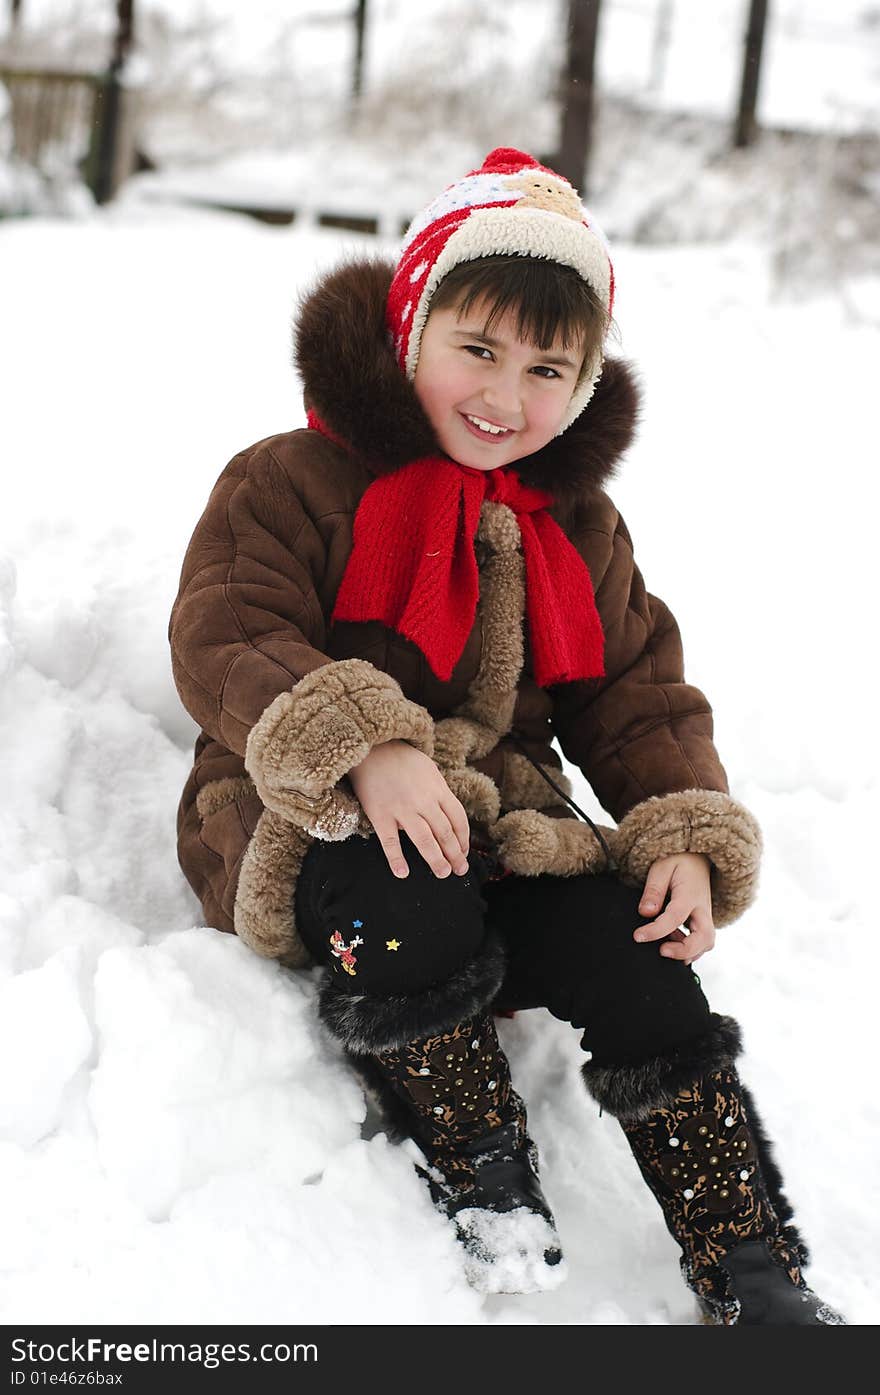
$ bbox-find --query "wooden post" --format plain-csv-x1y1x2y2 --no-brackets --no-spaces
352,0,368,103
92,0,135,204
734,0,769,148
111,0,134,69
556,0,603,196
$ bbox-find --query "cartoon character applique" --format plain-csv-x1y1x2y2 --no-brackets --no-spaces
506,171,584,220
329,928,364,976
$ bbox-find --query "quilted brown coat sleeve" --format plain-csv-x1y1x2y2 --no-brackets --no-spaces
169,442,334,754
168,438,435,841
551,495,762,926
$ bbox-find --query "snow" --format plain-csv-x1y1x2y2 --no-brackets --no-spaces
453,1205,568,1295
1,196,876,1326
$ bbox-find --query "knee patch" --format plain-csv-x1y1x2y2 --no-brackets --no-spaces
298,830,490,997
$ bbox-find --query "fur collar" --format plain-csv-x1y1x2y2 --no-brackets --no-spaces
294,257,641,525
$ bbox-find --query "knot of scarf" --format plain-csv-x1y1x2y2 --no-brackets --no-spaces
306,409,605,687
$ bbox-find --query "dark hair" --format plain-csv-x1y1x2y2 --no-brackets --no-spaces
428,254,616,369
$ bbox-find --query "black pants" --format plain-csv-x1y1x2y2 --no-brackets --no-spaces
295,830,713,1067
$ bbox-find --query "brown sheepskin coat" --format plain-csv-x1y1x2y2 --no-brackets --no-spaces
168,258,762,967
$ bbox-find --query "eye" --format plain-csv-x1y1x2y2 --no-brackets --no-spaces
531,365,562,379
464,345,493,360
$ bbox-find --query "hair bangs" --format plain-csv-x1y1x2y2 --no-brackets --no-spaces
431,255,613,362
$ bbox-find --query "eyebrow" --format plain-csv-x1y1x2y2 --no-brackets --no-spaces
451,329,580,370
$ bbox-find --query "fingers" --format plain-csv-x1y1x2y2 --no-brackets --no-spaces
375,824,412,879
659,908,716,963
409,810,470,878
378,813,470,880
638,869,672,918
634,896,716,964
439,795,472,863
633,897,691,944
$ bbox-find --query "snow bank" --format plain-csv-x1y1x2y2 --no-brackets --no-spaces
0,202,875,1325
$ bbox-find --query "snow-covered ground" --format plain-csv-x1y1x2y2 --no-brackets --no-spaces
1,191,877,1324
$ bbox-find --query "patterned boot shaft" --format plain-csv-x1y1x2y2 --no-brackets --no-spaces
374,1012,528,1190
619,1068,808,1323
369,1010,564,1295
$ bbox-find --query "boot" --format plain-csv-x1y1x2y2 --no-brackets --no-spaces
583,1014,846,1325
359,1012,564,1292
319,934,565,1294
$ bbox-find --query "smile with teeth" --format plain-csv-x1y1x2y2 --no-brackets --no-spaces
463,413,515,437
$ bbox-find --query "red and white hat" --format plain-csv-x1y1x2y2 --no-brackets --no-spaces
386,147,615,435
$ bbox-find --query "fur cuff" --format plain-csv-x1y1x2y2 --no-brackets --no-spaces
490,809,612,877
737,1080,810,1267
610,789,762,927
244,658,435,835
582,1013,743,1121
433,715,500,766
318,932,506,1055
233,809,315,966
442,764,502,826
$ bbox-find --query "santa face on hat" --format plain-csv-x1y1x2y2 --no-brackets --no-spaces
413,293,585,472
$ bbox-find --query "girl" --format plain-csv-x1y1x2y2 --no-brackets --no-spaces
169,148,843,1324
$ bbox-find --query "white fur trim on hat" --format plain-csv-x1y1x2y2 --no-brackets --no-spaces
404,207,611,434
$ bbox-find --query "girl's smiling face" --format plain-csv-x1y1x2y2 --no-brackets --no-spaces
412,295,586,471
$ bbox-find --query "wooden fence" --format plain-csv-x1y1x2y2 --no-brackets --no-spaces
0,65,138,204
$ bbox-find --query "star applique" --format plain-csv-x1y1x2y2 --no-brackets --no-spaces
352,919,363,928
385,938,401,951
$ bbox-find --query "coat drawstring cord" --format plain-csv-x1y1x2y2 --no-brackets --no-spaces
507,735,618,874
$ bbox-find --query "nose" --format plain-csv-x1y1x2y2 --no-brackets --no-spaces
482,370,523,422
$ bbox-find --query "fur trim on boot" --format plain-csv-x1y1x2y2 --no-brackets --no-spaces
581,1013,742,1121
318,931,506,1054
737,1081,810,1267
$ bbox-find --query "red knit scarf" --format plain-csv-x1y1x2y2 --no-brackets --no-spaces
307,410,605,688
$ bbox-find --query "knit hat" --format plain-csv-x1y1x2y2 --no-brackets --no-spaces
385,147,615,437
